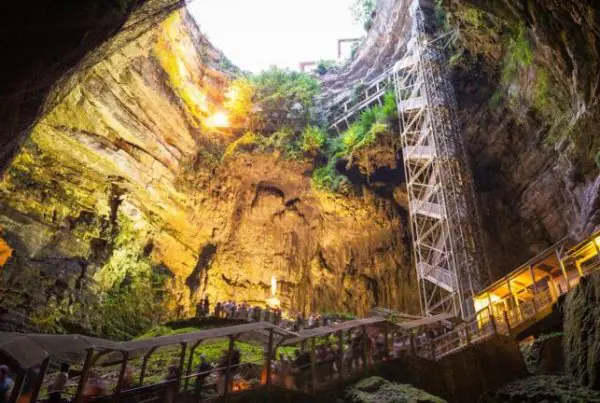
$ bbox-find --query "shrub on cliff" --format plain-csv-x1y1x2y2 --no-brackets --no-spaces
336,91,396,158
250,67,320,130
224,77,255,126
351,0,377,32
300,126,327,154
222,67,320,133
312,160,345,191
223,132,263,159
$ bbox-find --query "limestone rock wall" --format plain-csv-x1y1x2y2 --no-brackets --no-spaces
564,272,600,389
447,0,600,275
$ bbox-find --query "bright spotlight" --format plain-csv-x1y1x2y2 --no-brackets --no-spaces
206,112,230,128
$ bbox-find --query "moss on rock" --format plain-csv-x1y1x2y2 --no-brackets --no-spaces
346,377,446,403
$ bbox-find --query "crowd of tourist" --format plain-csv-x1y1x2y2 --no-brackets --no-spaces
270,329,399,391
195,296,352,333
212,301,284,325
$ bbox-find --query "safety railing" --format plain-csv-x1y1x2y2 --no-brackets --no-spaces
329,67,395,133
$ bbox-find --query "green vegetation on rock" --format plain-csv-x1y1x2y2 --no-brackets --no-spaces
300,126,327,154
312,91,397,192
315,60,338,76
346,377,446,403
502,23,533,86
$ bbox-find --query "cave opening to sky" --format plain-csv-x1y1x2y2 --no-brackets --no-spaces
188,0,365,72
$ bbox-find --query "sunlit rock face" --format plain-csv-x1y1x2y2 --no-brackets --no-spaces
198,153,416,315
0,9,417,333
0,10,232,332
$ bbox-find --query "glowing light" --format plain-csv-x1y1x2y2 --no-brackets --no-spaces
0,236,13,267
595,236,600,248
266,275,280,308
205,112,230,128
473,293,500,312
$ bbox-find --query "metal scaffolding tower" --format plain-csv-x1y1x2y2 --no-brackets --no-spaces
393,0,489,319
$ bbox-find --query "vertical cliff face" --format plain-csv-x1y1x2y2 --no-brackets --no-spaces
0,9,235,334
445,0,600,274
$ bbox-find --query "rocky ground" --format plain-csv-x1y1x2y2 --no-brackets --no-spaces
345,377,446,403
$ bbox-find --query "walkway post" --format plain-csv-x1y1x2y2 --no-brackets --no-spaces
184,341,201,393
575,259,584,278
176,343,187,396
489,306,497,336
362,326,369,374
8,368,25,403
506,276,520,321
224,336,235,403
503,310,511,336
383,325,390,359
337,331,344,386
310,337,317,395
409,333,416,355
139,347,158,386
529,265,539,314
75,349,94,401
592,237,600,269
429,332,435,360
556,249,570,291
465,323,471,345
113,351,129,402
266,328,274,396
30,357,50,403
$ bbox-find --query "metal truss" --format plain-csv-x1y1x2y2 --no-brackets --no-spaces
393,0,490,319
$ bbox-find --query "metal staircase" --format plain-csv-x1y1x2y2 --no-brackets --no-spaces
392,0,490,319
325,0,489,319
329,68,394,134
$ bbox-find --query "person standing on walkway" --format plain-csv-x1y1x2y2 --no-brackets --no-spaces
203,296,209,316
